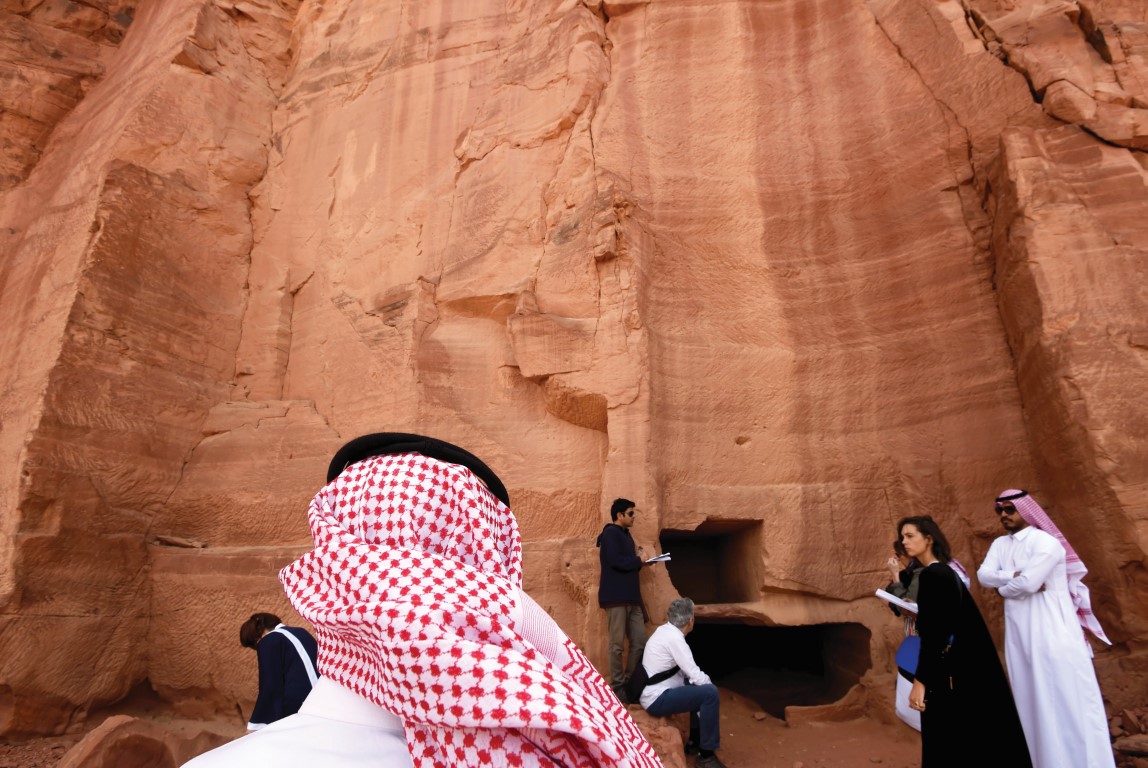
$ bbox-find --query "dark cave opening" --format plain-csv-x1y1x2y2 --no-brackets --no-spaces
660,520,762,605
686,620,871,719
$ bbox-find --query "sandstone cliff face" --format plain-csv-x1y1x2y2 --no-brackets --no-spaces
0,0,1145,735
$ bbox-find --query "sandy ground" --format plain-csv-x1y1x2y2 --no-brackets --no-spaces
711,690,920,768
0,733,82,768
0,688,921,768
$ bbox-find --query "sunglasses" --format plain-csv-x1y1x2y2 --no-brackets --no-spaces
994,504,1017,515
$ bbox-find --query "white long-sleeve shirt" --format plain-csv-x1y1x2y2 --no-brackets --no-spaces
638,622,712,709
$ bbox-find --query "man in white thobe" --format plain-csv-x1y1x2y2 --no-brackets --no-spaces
184,677,412,767
977,489,1115,768
184,433,660,768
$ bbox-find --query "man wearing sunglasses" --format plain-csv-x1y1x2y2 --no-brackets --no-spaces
976,490,1115,768
596,498,649,704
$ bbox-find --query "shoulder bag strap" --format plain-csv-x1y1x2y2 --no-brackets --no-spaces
646,665,680,686
272,627,319,685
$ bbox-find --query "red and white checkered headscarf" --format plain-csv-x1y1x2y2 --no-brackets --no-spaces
996,489,1111,645
281,452,662,768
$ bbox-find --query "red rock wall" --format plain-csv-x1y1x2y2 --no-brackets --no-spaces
0,0,1145,734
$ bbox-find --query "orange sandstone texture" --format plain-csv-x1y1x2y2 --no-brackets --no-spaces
0,0,1145,738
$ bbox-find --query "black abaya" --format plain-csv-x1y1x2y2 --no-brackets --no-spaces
914,562,1032,767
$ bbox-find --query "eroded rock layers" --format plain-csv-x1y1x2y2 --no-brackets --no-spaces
0,0,1144,735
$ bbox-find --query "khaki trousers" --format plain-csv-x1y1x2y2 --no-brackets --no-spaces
606,604,647,693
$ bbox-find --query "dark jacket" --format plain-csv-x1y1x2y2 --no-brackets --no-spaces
249,625,319,728
596,523,643,606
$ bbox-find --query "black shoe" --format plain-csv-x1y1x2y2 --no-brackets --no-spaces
696,755,727,768
684,741,699,755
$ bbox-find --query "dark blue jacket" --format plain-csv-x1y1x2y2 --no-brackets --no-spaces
249,625,319,728
596,523,643,606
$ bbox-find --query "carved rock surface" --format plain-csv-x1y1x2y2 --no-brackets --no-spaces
626,708,688,768
0,0,1145,739
56,714,231,768
0,2,134,188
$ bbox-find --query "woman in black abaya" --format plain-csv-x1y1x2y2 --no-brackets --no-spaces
899,515,1032,767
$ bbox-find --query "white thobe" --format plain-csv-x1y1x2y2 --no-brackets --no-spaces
977,527,1115,768
182,677,412,767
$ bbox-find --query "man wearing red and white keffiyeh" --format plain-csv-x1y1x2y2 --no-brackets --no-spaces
186,435,663,768
976,489,1115,768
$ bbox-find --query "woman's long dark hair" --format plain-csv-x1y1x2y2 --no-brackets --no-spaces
897,515,953,564
240,612,282,649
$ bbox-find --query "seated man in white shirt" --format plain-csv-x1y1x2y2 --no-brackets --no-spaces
639,598,725,768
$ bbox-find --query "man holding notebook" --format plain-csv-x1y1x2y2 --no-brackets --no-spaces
596,497,649,703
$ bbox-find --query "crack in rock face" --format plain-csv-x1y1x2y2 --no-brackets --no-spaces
0,0,1146,743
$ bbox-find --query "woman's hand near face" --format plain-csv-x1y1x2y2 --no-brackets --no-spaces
887,556,903,579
